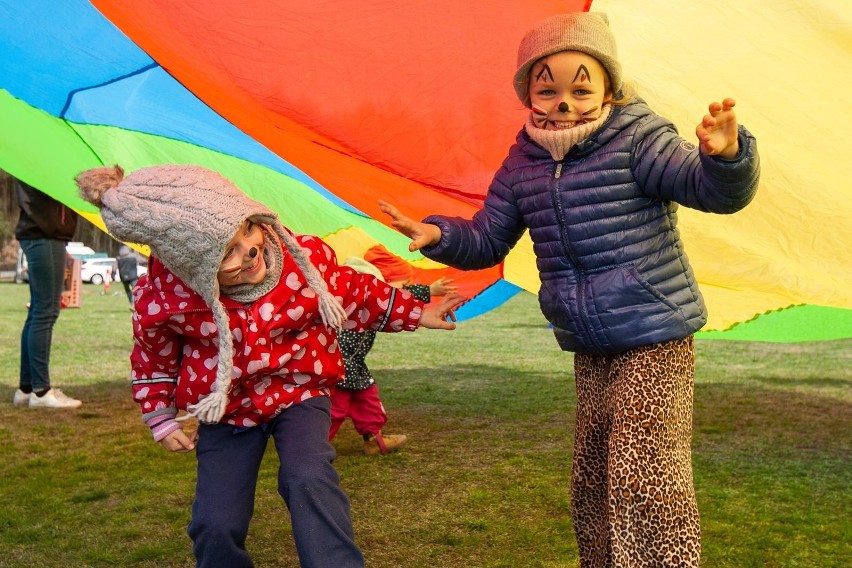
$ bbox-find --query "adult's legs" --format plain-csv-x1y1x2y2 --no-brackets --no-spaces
188,423,268,568
273,396,364,568
122,277,138,304
19,239,66,392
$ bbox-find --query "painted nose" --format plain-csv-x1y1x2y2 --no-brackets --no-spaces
248,247,258,258
558,102,570,113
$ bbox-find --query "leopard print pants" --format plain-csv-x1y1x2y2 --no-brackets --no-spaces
572,336,700,567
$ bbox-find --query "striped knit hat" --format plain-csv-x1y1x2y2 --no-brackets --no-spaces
76,164,347,424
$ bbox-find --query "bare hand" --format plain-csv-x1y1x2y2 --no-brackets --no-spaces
419,293,466,330
695,97,739,159
429,277,458,297
158,427,198,453
378,200,442,252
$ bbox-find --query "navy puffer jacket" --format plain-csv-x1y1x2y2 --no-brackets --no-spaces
422,99,760,354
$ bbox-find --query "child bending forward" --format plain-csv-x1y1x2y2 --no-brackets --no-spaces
77,164,463,568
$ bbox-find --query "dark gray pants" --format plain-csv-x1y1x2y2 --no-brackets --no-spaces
188,396,364,568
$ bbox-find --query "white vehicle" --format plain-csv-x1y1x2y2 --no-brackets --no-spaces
80,258,119,285
66,242,97,259
15,242,99,284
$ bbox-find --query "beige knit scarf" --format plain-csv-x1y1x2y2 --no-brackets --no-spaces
524,104,612,161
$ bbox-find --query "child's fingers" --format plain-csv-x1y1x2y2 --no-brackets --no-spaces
707,98,736,116
378,200,405,223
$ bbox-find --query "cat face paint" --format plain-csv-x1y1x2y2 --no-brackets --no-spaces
528,51,611,131
217,220,268,287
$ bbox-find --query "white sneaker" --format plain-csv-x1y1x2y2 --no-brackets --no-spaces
13,389,30,407
28,388,82,409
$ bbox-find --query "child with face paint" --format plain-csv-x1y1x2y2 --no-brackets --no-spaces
76,164,465,568
380,11,759,568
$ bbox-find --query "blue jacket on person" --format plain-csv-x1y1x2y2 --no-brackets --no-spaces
420,99,760,355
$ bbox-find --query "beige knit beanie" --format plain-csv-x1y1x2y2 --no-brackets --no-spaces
514,12,622,108
76,164,347,424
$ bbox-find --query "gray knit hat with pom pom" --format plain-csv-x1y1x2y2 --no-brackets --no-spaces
514,12,622,107
76,164,347,424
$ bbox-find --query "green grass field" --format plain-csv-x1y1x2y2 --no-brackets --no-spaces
0,283,849,567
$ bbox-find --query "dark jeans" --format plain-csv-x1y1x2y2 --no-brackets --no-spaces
121,277,138,304
19,238,67,392
188,396,364,568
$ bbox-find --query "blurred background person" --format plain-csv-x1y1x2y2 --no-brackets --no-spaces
13,179,82,409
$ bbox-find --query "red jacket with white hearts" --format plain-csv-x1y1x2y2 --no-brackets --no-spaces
130,234,423,429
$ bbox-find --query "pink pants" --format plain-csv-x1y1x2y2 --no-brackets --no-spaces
329,384,388,440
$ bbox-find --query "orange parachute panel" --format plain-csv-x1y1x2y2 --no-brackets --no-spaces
90,0,590,225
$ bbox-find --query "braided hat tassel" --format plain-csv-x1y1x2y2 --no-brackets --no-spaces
272,225,347,330
178,299,234,424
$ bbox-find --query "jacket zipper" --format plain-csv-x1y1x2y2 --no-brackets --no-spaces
551,162,581,268
551,161,596,352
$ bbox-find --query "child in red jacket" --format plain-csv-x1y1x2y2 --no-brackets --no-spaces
77,164,463,568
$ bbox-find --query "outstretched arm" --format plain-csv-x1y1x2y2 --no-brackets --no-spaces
695,97,739,159
378,200,442,252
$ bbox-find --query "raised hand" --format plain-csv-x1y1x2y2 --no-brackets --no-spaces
695,97,740,159
378,200,442,252
429,277,458,296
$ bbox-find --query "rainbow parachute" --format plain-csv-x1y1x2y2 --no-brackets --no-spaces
1,0,850,341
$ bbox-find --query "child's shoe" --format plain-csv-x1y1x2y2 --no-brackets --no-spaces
363,431,407,455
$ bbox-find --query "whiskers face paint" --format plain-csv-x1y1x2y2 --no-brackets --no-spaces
528,51,611,131
532,104,549,127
